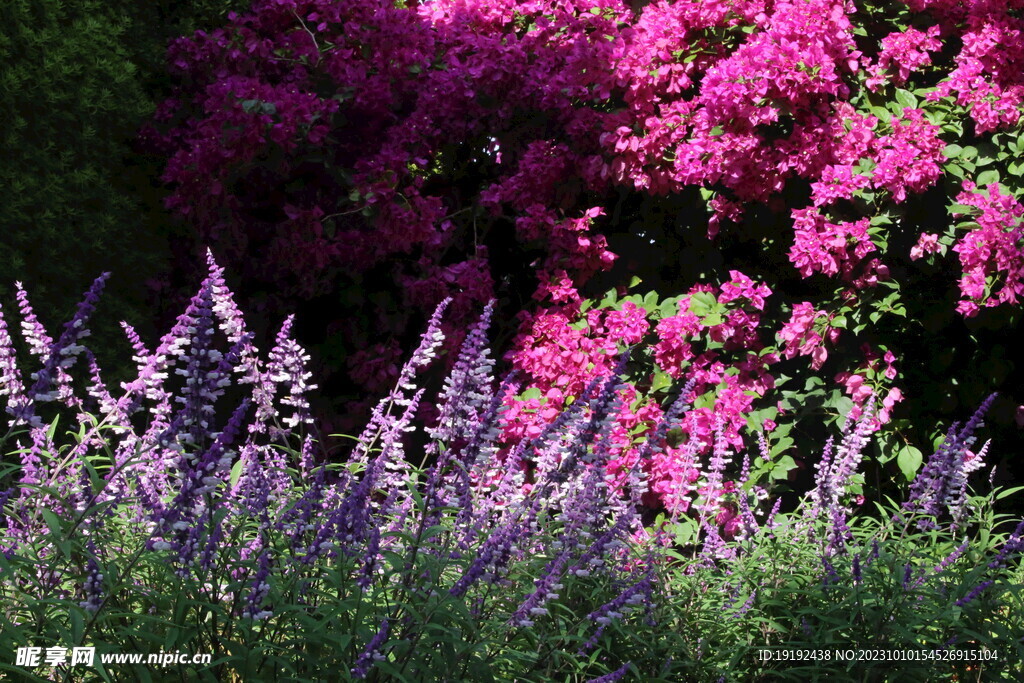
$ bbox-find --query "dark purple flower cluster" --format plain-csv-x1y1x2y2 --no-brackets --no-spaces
903,394,996,530
350,619,389,679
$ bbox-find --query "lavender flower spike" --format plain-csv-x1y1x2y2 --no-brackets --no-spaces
266,315,317,430
429,300,495,443
955,581,993,607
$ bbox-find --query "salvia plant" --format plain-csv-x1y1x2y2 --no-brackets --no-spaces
0,259,1021,682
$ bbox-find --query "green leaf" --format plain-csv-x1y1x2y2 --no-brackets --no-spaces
977,169,1000,186
672,519,698,546
688,292,717,316
659,297,681,319
701,313,723,327
897,445,923,482
894,89,918,110
995,485,1024,501
871,105,891,121
40,509,64,537
650,370,673,394
943,143,964,158
520,387,542,401
770,455,797,480
229,458,246,488
948,202,978,215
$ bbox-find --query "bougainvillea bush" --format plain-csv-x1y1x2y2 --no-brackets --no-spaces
147,0,1024,514
1,267,1022,681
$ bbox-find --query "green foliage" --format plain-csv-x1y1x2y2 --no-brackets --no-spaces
0,0,163,366
0,0,251,381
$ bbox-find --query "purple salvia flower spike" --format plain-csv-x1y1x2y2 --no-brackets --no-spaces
79,552,104,613
765,498,782,530
298,434,316,477
430,300,495,444
0,303,35,427
810,436,836,519
27,272,110,405
733,589,756,619
351,619,390,679
241,548,274,621
347,300,449,467
905,394,997,529
205,249,249,344
450,519,523,598
821,555,839,587
398,297,450,390
266,315,317,432
901,563,914,591
120,321,150,361
585,662,631,683
914,539,968,589
955,580,992,607
15,282,53,361
988,519,1024,571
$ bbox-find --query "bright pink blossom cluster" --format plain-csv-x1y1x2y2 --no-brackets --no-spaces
866,26,942,91
922,1,1024,133
789,210,874,281
951,182,1024,317
869,108,946,204
835,345,903,426
910,233,941,261
778,302,838,370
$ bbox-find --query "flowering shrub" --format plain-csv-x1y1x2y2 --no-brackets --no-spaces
0,266,1021,681
146,0,1024,506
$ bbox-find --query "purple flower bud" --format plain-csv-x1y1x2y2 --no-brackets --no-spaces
901,563,914,591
